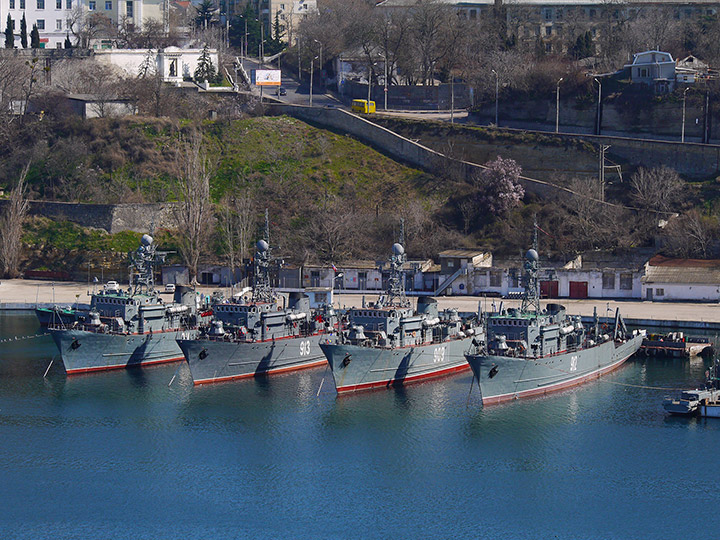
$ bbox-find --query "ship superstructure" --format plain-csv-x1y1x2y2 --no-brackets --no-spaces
465,227,644,405
320,227,484,393
178,211,340,384
49,234,201,374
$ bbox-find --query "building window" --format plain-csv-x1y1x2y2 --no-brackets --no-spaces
620,273,632,290
20,0,25,8
66,0,71,7
545,26,552,36
556,8,563,19
126,0,133,17
56,19,62,29
89,0,95,9
544,8,552,20
37,19,45,29
490,271,502,287
56,0,61,8
589,8,595,18
37,0,44,8
105,0,111,8
447,260,454,268
655,288,664,296
602,272,615,289
9,0,14,8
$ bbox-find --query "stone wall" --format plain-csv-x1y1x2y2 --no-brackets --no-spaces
0,200,178,234
340,80,472,110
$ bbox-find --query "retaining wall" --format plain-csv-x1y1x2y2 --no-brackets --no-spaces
0,200,178,234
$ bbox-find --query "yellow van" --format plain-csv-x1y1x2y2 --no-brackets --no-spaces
351,99,376,114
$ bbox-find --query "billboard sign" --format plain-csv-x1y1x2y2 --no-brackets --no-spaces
253,70,282,86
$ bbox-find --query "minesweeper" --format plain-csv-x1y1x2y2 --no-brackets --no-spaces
464,233,645,405
49,234,202,374
319,235,484,394
178,213,340,385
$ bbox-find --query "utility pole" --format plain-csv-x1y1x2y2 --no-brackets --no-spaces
450,71,454,124
598,144,610,202
594,77,602,136
681,87,688,143
491,69,498,126
555,77,563,133
384,54,388,111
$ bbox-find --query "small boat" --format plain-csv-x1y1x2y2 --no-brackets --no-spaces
641,332,713,358
663,389,720,415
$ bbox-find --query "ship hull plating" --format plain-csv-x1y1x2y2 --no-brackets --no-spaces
466,335,643,405
179,334,334,385
50,328,194,374
320,338,473,393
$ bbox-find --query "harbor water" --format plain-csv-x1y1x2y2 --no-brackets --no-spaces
1,311,719,539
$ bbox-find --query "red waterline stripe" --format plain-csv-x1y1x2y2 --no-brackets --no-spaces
65,355,185,375
335,362,470,394
480,353,634,405
192,358,327,385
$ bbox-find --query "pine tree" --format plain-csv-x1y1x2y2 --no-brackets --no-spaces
30,23,39,48
194,44,216,83
4,14,13,49
20,14,27,48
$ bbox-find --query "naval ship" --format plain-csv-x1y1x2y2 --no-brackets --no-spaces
319,233,484,394
49,234,201,374
178,213,340,385
464,232,644,405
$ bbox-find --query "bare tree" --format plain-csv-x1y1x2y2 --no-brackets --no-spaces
173,132,213,284
0,164,30,278
629,166,686,213
217,189,256,282
67,6,114,48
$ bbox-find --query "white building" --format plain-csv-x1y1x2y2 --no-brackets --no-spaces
624,50,676,92
642,255,720,302
1,0,164,49
95,46,219,82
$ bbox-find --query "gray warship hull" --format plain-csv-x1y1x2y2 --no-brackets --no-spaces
320,338,474,393
50,328,194,374
466,334,643,405
179,334,334,385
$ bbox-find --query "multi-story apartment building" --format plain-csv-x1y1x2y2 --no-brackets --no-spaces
378,0,719,54
1,0,164,49
249,0,315,45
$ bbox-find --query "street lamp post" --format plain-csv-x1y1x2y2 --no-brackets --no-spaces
594,77,602,135
314,39,323,91
367,63,372,105
383,54,388,110
309,55,318,106
555,77,563,133
682,87,689,143
491,69,498,126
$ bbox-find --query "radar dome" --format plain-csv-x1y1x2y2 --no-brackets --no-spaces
526,249,539,262
257,239,269,252
141,234,153,246
392,243,405,255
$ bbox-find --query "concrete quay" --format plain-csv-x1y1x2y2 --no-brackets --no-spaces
1,279,718,331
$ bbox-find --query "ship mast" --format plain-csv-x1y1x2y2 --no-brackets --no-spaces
251,209,276,304
520,221,541,315
383,219,411,308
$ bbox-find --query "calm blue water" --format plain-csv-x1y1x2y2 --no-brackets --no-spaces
1,311,719,539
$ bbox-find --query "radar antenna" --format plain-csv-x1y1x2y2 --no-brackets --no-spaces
520,219,541,315
129,234,165,294
251,209,276,304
